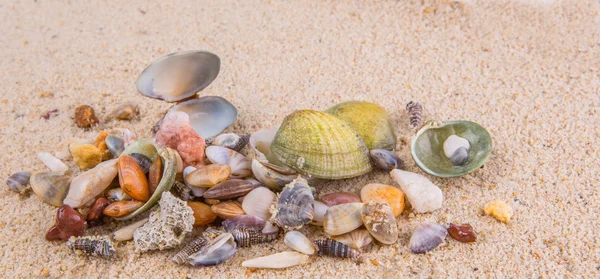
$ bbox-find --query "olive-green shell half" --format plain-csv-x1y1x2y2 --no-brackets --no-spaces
271,110,372,179
325,101,396,151
411,120,493,178
115,146,177,221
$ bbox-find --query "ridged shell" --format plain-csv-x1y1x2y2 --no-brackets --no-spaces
30,172,71,207
203,179,258,200
233,229,278,247
115,147,177,221
325,101,396,151
361,201,398,245
188,233,236,266
66,236,115,257
314,238,360,259
270,110,372,179
212,201,245,219
270,178,314,230
331,229,373,251
284,231,315,255
323,203,364,236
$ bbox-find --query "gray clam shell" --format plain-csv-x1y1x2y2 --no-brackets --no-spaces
409,222,447,254
167,96,238,139
270,178,314,230
136,51,220,102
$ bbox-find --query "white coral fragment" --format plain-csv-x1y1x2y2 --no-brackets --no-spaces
133,192,194,253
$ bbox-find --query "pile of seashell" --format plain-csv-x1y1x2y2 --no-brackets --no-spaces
6,50,503,268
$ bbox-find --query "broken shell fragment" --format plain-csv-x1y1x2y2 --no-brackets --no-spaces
45,204,86,241
390,169,442,213
369,149,403,171
30,172,72,207
233,229,278,247
314,238,360,259
7,171,31,193
66,236,115,257
203,179,258,200
323,203,364,236
85,197,111,227
284,231,315,255
188,233,237,266
325,101,396,150
270,178,314,230
129,153,153,174
74,105,99,128
168,96,238,139
409,222,447,254
105,102,139,121
187,201,217,227
331,229,373,251
209,133,250,152
242,251,309,269
251,159,296,192
360,183,405,217
38,152,69,174
105,135,125,157
113,217,149,242
105,188,132,202
171,181,194,201
310,201,328,226
271,110,372,179
136,51,220,102
484,200,513,223
118,155,150,202
205,146,251,179
211,201,245,219
63,159,118,208
242,187,276,220
448,223,477,243
103,200,144,217
185,164,231,187
361,201,398,245
320,192,361,207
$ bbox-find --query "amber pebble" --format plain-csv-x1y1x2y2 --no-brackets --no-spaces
93,131,111,161
70,143,103,170
118,155,150,202
360,183,405,217
212,201,245,219
187,201,217,227
148,157,163,195
103,201,144,217
448,223,477,243
45,205,86,241
74,105,99,128
86,198,111,227
320,192,361,207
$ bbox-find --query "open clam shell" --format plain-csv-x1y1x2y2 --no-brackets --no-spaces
411,121,493,177
136,51,220,102
167,97,237,139
115,147,177,221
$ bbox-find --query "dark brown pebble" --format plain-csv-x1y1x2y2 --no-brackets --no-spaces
74,105,99,128
86,198,111,227
45,204,86,241
448,223,477,243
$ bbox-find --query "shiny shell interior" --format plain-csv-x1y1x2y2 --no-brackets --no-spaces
411,120,493,177
169,96,238,139
136,51,220,102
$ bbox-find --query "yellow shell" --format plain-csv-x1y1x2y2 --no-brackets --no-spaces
271,110,372,179
325,101,396,150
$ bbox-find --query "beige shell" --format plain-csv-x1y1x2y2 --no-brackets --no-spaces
361,201,398,245
185,164,231,187
211,201,245,219
323,202,364,236
30,172,71,207
271,110,372,179
331,229,373,251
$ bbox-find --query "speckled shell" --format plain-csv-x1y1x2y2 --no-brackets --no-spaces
313,238,360,259
271,110,372,179
270,178,314,230
66,236,116,257
325,101,396,151
361,201,398,245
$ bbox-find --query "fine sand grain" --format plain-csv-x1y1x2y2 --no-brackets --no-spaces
1,0,599,278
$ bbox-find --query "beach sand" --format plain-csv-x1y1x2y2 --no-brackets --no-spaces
1,0,599,278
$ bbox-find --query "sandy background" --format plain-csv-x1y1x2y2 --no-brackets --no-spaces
1,0,599,278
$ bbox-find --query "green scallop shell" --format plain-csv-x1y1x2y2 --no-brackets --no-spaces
271,110,372,179
325,101,396,151
411,120,493,178
115,146,177,221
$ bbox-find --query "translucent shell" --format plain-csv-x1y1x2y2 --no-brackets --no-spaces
411,120,493,177
271,110,372,179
